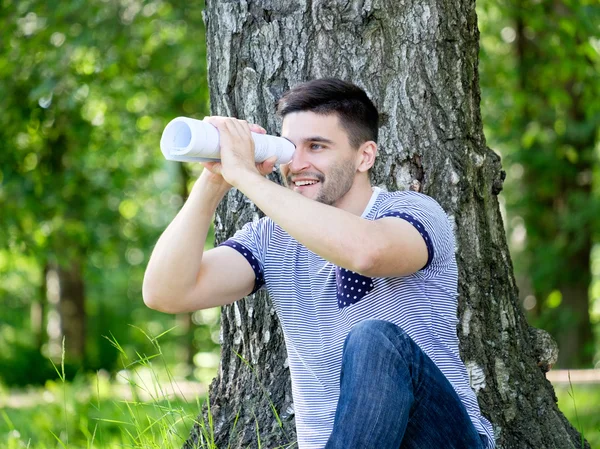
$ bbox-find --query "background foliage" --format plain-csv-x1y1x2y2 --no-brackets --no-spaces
0,0,599,446
478,0,600,367
0,0,215,385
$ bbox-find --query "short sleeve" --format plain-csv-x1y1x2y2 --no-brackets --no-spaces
374,191,455,273
217,217,273,295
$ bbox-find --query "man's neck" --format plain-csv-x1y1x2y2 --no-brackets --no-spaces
334,177,374,216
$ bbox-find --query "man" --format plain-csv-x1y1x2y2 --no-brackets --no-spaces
143,78,495,449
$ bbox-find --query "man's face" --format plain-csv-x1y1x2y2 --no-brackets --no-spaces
280,111,358,206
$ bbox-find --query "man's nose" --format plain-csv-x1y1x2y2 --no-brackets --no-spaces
288,148,310,173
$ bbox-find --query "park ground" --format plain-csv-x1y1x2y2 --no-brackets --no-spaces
1,368,598,449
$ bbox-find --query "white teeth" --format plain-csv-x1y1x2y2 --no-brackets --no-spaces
295,180,318,186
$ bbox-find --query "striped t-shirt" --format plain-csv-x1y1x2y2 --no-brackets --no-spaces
219,186,495,449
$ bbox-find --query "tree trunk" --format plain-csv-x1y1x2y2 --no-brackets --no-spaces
47,259,86,364
185,1,589,448
558,281,594,367
32,261,48,351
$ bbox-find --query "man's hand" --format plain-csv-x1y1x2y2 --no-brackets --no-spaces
201,117,275,188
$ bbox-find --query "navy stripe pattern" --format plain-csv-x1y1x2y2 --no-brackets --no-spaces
218,187,495,449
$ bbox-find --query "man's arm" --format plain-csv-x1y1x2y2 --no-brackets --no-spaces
143,122,276,313
233,172,428,277
200,116,429,279
143,170,264,313
142,170,229,312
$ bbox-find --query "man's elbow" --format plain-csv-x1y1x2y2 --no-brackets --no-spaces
142,286,164,312
355,246,425,278
353,251,377,277
142,280,177,313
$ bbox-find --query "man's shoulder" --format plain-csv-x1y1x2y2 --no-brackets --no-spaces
381,188,438,202
252,215,298,246
375,189,446,214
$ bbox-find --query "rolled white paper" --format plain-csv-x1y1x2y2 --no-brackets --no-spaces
160,117,295,164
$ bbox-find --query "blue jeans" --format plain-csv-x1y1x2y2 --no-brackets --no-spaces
324,320,486,449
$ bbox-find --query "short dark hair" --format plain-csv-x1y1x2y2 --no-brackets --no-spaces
276,78,379,148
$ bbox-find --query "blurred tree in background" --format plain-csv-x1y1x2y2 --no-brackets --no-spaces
478,0,600,368
0,0,216,385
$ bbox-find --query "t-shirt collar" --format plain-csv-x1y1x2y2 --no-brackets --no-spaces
360,186,382,218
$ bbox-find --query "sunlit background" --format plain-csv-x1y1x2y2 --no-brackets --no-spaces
1,0,599,447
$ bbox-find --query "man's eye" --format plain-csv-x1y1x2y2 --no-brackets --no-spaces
310,143,323,150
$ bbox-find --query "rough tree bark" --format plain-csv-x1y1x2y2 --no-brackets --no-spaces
184,1,589,448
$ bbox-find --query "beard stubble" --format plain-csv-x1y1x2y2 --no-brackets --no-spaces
314,157,356,206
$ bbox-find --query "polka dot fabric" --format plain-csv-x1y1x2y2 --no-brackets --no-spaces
219,240,264,294
336,267,374,309
378,212,434,269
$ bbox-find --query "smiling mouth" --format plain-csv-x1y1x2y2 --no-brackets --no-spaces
294,180,319,186
293,180,320,190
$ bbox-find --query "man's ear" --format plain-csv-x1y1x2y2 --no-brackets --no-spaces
356,141,377,173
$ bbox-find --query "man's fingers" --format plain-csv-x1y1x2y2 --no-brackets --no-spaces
203,118,241,150
204,116,235,132
230,119,253,139
201,161,223,175
203,116,227,126
204,116,266,136
256,156,278,175
205,116,253,141
249,123,267,134
203,116,227,133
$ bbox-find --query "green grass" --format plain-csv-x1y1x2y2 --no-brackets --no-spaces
0,329,298,449
1,332,597,448
3,380,597,448
554,383,600,448
0,331,214,449
1,380,204,448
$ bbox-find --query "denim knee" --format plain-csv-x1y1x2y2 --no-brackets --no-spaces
345,319,410,350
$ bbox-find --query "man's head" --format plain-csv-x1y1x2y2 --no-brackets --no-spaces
276,78,379,207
